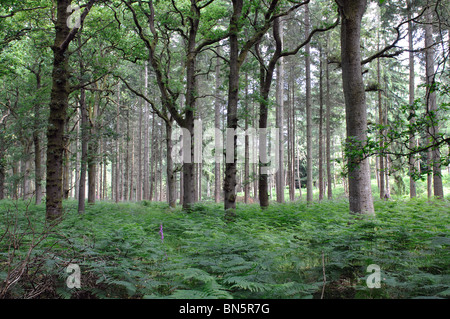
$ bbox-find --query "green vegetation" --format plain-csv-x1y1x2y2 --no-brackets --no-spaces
1,197,448,299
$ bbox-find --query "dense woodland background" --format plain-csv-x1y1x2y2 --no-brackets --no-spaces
0,0,449,300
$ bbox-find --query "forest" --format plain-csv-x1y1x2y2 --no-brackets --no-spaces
0,0,449,302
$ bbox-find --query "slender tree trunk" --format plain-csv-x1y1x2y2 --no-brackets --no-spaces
214,52,222,203
325,36,333,200
78,87,88,214
337,0,374,215
123,105,130,201
137,86,143,201
305,4,313,203
224,0,243,216
88,99,98,204
275,17,285,203
115,84,120,203
166,120,176,207
407,1,417,198
377,35,385,199
143,62,150,200
150,111,156,201
130,121,134,201
425,5,444,199
33,71,43,204
244,71,250,204
318,45,324,201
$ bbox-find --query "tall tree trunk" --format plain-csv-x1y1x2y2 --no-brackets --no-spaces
33,71,43,204
103,138,107,199
275,17,285,203
305,4,313,203
318,45,324,201
244,71,250,204
115,84,120,203
224,0,243,216
46,0,72,220
88,97,98,204
166,119,176,207
150,111,156,201
123,106,130,201
63,121,70,200
377,32,385,199
407,0,417,198
425,5,444,199
78,87,88,214
46,0,95,221
214,52,222,203
337,0,374,215
143,62,150,200
325,35,333,200
129,118,134,201
137,85,143,201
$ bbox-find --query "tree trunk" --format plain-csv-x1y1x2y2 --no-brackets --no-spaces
407,0,417,198
337,0,374,215
46,0,95,221
129,118,134,201
244,71,250,204
150,110,156,201
318,45,324,201
166,120,176,207
425,5,444,199
88,98,98,204
115,84,120,203
224,0,243,216
305,4,313,203
214,52,222,203
78,87,88,214
143,62,150,200
275,17,285,204
46,0,72,220
325,35,333,200
377,36,385,200
33,71,43,205
63,121,70,200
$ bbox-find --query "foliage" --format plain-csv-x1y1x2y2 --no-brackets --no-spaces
0,198,448,299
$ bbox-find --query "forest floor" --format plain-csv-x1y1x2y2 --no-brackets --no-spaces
0,191,449,299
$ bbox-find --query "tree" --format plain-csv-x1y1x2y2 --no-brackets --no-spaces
424,3,444,199
336,0,375,215
46,0,97,221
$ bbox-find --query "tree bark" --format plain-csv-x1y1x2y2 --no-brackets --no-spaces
33,70,43,204
407,0,417,198
143,62,150,200
115,83,120,203
78,87,88,214
377,31,385,199
425,5,444,199
46,0,95,220
224,0,243,216
318,45,324,201
275,17,285,203
214,52,222,203
87,95,99,204
305,4,313,203
337,0,374,215
326,35,333,200
166,119,176,207
46,0,72,220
